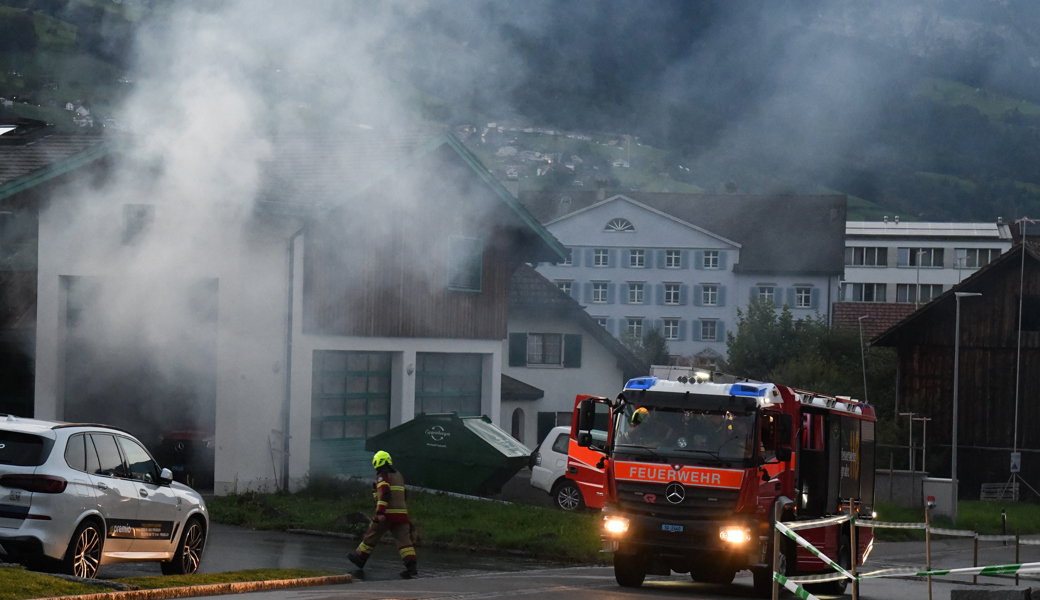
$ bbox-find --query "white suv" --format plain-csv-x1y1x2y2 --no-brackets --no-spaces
0,415,209,578
530,425,585,511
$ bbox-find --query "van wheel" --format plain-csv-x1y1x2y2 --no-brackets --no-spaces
552,481,584,511
62,520,104,579
161,518,206,575
614,552,646,587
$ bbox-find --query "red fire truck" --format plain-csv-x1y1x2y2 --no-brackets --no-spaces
570,373,876,595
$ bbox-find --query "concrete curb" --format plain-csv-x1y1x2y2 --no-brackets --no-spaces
38,575,352,600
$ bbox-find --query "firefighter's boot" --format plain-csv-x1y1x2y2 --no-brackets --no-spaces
400,561,418,579
347,551,367,570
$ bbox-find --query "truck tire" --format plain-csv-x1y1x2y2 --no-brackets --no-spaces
806,534,850,596
552,481,584,511
753,549,787,597
613,552,646,587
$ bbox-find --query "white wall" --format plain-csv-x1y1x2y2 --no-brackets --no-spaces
502,308,629,448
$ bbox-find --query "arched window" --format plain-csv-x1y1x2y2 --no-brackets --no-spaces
605,218,634,232
511,408,525,443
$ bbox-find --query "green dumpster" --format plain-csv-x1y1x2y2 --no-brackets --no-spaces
364,413,530,496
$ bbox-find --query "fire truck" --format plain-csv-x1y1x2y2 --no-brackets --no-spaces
569,371,876,595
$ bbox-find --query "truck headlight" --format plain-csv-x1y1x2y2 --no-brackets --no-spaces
719,526,751,544
603,516,630,535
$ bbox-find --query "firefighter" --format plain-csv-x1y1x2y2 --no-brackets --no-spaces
346,451,418,579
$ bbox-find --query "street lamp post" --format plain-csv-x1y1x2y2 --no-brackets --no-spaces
953,291,982,524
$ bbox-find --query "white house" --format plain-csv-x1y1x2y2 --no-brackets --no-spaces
521,191,847,367
502,265,645,448
26,127,566,494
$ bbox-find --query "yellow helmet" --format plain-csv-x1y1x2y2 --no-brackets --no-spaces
630,406,648,427
372,450,393,469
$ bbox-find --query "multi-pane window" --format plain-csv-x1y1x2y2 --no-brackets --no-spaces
629,249,645,267
592,282,608,303
845,247,888,266
664,283,681,305
843,283,886,302
593,248,609,267
627,282,644,304
556,281,572,295
663,319,679,340
955,248,1000,269
626,318,643,338
703,284,718,306
701,320,718,342
527,333,563,365
559,247,573,266
703,250,719,269
897,247,944,268
665,249,681,268
415,353,482,416
447,236,483,291
606,218,635,232
758,286,775,304
312,351,391,441
896,284,943,304
795,287,812,308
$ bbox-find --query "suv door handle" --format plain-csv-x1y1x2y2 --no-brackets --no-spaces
97,482,108,490
139,489,148,498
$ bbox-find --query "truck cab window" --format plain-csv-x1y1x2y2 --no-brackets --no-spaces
759,414,777,462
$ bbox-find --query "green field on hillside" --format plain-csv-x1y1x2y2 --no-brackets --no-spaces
919,76,1040,122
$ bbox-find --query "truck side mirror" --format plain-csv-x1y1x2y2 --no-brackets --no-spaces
577,431,592,447
776,447,792,463
577,400,596,431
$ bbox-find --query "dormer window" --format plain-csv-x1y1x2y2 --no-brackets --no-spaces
605,218,634,232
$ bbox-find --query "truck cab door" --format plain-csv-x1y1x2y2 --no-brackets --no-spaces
569,395,611,509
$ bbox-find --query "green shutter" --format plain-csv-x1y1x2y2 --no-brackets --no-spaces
563,334,582,368
509,333,528,367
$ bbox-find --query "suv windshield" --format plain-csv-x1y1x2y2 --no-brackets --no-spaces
615,404,755,463
0,431,51,467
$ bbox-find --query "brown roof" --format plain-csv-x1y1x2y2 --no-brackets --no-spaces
832,302,917,340
509,264,647,379
0,133,110,188
519,191,847,275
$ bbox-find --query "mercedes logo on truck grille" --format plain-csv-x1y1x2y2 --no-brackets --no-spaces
665,482,685,504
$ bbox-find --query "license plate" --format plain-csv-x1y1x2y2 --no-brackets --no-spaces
662,524,683,532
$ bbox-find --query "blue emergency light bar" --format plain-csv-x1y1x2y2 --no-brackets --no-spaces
624,376,658,390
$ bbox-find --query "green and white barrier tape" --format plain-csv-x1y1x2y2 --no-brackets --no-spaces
774,572,821,600
775,521,856,582
857,561,1040,580
1021,539,1040,546
858,520,927,529
978,534,1017,542
928,527,977,537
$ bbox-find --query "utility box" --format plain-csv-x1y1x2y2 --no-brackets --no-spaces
365,413,530,496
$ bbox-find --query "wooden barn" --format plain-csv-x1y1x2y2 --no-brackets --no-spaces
873,242,1040,500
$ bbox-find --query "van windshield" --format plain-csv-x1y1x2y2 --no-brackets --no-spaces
615,405,756,463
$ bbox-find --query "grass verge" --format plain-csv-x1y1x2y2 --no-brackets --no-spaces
208,476,605,563
873,500,1040,542
0,564,336,600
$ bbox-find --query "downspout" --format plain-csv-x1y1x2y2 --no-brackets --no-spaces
282,227,305,492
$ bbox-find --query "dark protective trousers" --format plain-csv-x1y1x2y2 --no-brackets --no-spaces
355,520,416,564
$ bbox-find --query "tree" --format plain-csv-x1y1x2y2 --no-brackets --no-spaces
621,327,669,366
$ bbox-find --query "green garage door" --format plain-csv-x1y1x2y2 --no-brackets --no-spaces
310,351,391,477
415,353,482,416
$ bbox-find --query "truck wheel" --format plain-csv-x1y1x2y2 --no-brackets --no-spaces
552,481,584,511
807,534,850,596
613,552,646,587
753,550,787,597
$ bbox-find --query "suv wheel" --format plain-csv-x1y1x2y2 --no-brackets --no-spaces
62,520,103,579
161,517,206,575
552,481,584,511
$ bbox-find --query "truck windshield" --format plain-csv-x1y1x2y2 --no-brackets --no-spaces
615,404,755,463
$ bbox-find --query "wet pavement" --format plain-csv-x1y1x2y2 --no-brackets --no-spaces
96,522,567,581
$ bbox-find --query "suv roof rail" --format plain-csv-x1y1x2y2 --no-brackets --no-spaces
51,422,134,435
